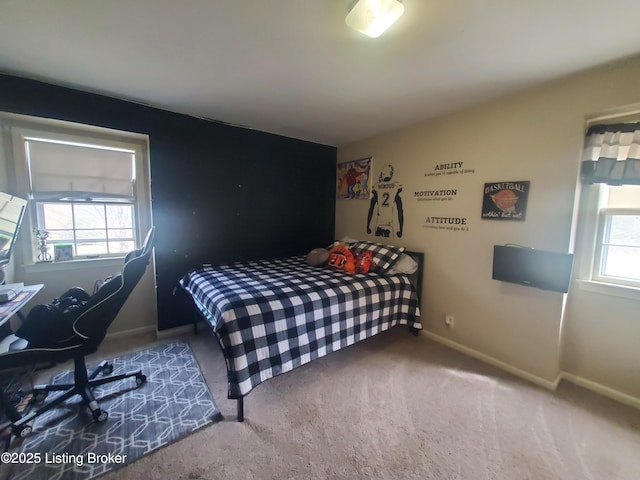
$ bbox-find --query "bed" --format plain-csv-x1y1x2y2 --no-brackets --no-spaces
180,242,423,421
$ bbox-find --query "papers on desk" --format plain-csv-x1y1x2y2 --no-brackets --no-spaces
0,284,42,327
0,283,24,303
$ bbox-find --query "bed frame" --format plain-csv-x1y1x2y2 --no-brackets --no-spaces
186,250,424,421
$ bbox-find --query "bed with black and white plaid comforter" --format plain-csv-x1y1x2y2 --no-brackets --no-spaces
180,255,421,398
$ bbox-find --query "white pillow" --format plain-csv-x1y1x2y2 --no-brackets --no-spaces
339,235,359,244
328,236,360,250
386,253,418,275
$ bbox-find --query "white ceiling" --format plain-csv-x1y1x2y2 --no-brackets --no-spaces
1,0,640,146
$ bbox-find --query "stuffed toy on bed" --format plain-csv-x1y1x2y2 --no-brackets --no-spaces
306,247,330,267
327,244,356,274
354,250,376,274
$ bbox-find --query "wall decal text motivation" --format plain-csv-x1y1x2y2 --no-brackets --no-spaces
414,189,457,202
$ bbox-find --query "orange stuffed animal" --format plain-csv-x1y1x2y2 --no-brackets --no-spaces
327,244,356,274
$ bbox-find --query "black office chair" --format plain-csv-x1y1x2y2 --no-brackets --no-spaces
0,227,155,438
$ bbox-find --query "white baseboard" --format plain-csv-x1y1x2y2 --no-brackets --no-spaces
560,372,640,410
421,330,560,391
155,321,207,339
105,321,208,341
422,330,640,410
105,325,157,341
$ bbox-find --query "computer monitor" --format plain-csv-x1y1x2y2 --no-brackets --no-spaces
0,192,28,269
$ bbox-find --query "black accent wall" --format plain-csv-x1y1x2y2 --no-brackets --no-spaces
0,74,337,330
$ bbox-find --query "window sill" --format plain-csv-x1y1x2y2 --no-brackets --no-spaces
576,279,640,301
22,256,125,274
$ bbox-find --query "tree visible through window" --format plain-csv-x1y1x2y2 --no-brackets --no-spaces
38,202,136,256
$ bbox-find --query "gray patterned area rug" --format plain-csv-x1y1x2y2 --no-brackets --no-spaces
10,341,220,480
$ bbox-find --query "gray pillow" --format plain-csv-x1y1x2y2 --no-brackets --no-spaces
306,248,329,267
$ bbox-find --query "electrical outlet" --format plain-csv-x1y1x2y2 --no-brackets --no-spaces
445,315,454,327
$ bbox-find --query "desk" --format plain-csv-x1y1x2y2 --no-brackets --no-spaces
0,285,44,329
0,285,44,432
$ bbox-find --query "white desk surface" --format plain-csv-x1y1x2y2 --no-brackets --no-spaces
0,284,44,327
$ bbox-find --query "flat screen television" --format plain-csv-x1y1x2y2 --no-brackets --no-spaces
0,192,28,268
492,245,574,293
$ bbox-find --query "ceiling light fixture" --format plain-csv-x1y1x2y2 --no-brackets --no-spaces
345,0,405,38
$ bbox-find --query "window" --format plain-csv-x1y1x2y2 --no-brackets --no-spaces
0,112,151,265
36,202,136,256
24,137,138,259
577,118,640,295
592,184,640,287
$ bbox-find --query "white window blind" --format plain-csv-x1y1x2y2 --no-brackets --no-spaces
25,138,135,201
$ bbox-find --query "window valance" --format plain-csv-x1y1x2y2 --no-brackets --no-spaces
580,122,640,185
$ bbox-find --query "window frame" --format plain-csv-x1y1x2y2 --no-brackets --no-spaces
592,207,640,288
1,112,152,268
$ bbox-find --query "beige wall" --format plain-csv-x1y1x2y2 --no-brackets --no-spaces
336,55,640,402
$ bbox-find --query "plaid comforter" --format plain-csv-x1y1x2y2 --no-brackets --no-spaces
180,255,421,398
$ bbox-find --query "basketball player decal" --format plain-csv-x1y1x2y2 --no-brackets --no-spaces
367,164,404,238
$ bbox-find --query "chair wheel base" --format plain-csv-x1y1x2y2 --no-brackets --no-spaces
33,389,49,403
93,409,108,423
12,424,32,438
101,363,114,375
136,374,147,386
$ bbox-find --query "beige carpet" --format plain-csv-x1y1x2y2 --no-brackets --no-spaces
9,327,640,479
95,328,640,480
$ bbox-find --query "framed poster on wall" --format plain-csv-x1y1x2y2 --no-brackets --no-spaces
481,181,530,220
336,157,372,200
